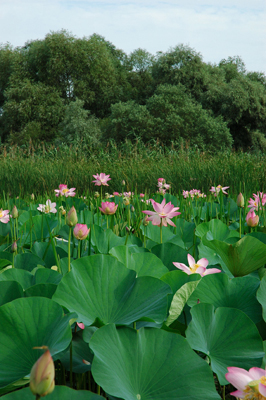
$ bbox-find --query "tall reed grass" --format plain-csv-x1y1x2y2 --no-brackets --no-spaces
0,140,265,198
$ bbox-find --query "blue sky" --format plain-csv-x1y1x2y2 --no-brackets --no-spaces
1,0,265,74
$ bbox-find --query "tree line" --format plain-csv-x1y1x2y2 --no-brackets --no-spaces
0,30,266,152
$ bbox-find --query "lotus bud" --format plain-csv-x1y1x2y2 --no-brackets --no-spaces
131,206,135,212
94,191,100,198
31,193,35,200
73,224,90,240
30,348,55,397
121,180,125,186
66,206,78,227
11,241,17,253
59,206,66,216
246,210,259,227
143,215,149,227
105,192,110,199
123,197,130,206
236,193,244,208
12,205,18,219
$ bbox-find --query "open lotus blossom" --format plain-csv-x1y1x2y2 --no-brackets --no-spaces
99,201,118,215
210,185,229,196
226,367,266,399
54,184,76,197
92,173,111,186
173,254,221,276
157,178,171,191
37,200,57,214
246,210,259,227
0,209,10,224
142,198,181,227
183,189,206,199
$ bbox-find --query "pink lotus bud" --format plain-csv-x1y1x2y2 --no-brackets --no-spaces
121,180,125,186
246,210,259,227
66,206,78,227
11,241,17,253
73,224,90,240
140,193,145,198
31,193,35,200
99,201,118,215
236,193,244,208
30,348,55,397
143,215,149,226
11,205,18,219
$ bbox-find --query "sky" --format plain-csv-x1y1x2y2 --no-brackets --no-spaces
0,0,265,74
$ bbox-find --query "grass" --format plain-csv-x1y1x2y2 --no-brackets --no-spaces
1,140,266,199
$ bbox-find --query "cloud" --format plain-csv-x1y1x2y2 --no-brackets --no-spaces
0,0,265,73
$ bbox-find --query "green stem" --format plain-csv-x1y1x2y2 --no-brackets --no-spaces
106,215,109,230
160,220,163,244
68,227,72,273
70,341,73,388
239,207,242,239
78,240,81,259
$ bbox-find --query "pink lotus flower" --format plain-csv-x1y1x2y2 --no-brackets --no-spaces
54,184,76,197
37,200,57,214
226,367,266,399
77,322,85,329
92,173,111,186
140,193,145,198
210,185,229,196
142,198,181,227
173,254,221,276
246,210,259,227
113,192,121,196
99,201,118,215
73,224,90,240
0,209,10,224
157,178,171,190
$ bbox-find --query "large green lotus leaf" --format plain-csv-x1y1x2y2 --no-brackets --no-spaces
90,324,220,400
188,273,262,323
257,275,266,322
248,232,266,245
18,210,38,225
33,268,62,285
0,252,13,270
91,225,125,254
186,304,264,385
110,246,168,278
59,330,93,373
1,385,105,399
32,241,68,268
53,255,172,326
24,283,57,298
109,245,148,269
196,219,238,242
14,253,46,271
174,219,195,249
0,269,34,289
19,215,58,244
140,223,175,243
0,222,11,240
0,281,24,306
202,235,266,277
0,297,74,388
151,243,188,271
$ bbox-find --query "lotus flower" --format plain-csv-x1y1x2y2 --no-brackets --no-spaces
210,185,229,196
226,367,266,399
246,210,259,227
54,184,76,197
142,198,180,227
99,201,118,215
173,254,221,276
73,224,90,240
0,209,10,224
92,173,111,186
37,200,57,214
30,348,55,397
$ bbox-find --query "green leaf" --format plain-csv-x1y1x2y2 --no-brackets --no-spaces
257,275,266,322
24,283,57,298
90,324,220,400
0,281,24,306
202,235,266,276
1,386,105,399
0,269,34,289
53,254,172,325
140,223,175,243
14,253,45,271
186,304,264,385
166,279,201,326
188,273,262,323
0,297,73,388
151,243,188,271
91,225,125,253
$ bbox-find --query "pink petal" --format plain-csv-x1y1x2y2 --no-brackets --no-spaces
203,268,221,275
259,383,266,397
196,266,206,276
173,263,192,275
187,254,196,268
230,390,245,398
226,367,253,390
197,258,209,268
165,217,176,227
248,368,266,380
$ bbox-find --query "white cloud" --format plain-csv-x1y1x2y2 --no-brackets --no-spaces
0,0,265,73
